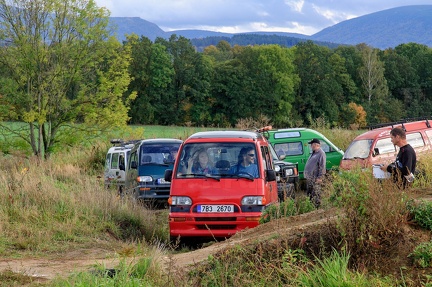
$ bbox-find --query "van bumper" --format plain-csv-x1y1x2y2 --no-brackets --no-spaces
134,185,170,201
169,212,262,238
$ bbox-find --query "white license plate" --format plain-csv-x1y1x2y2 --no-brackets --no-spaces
197,205,234,213
157,178,169,184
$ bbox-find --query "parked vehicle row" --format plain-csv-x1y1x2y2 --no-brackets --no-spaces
104,119,431,241
104,128,299,241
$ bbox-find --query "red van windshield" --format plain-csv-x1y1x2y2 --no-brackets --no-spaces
175,142,260,179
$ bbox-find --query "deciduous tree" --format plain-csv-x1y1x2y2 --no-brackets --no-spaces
0,0,135,158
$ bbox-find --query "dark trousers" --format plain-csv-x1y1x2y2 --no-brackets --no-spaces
306,179,321,208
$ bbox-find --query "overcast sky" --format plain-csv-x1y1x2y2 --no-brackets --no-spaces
93,1,431,35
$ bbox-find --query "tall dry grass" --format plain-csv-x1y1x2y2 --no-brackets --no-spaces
0,146,168,256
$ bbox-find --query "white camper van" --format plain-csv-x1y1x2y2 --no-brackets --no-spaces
104,139,140,194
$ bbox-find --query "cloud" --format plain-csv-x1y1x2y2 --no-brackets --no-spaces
285,0,305,13
95,0,432,36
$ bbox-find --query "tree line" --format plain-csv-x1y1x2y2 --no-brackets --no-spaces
1,0,432,158
126,35,432,129
189,34,339,52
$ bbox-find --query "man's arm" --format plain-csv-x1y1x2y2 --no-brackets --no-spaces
401,148,416,176
316,152,326,181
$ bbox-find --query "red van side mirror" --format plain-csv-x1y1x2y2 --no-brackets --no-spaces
266,170,276,182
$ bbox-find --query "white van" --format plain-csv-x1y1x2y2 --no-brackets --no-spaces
104,139,140,194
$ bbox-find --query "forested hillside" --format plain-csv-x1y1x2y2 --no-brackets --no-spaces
190,34,339,52
123,35,432,129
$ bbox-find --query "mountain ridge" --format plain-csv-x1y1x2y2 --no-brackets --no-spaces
310,5,432,49
109,5,432,49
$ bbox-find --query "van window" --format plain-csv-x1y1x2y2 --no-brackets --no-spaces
308,141,331,154
375,138,395,155
274,142,303,156
407,132,424,148
426,130,432,143
274,131,301,139
140,143,181,165
111,153,119,169
344,139,373,159
119,154,125,170
105,153,111,169
320,142,330,153
260,146,273,171
129,151,138,168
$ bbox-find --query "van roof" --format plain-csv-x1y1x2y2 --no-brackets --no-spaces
187,130,265,141
355,120,432,140
137,138,183,144
107,145,134,153
107,139,140,152
131,138,183,150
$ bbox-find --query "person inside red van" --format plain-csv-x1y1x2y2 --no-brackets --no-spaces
186,149,218,175
229,147,259,178
380,127,417,188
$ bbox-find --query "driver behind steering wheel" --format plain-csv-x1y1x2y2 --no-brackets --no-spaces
229,147,259,178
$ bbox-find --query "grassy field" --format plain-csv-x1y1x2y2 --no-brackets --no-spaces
2,124,432,286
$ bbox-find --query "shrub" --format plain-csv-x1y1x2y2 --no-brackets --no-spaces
407,200,432,230
294,249,370,287
235,114,271,130
409,241,432,268
260,196,315,224
325,168,410,267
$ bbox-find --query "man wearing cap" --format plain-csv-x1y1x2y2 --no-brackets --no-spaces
304,138,326,207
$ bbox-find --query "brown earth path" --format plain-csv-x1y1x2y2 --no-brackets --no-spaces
0,208,337,280
160,208,337,270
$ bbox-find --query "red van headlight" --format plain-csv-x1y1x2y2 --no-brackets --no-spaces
170,196,192,206
241,196,263,205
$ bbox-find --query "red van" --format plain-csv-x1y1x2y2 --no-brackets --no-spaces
164,131,278,240
340,119,432,170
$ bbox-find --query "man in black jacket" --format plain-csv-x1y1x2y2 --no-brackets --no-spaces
380,127,416,188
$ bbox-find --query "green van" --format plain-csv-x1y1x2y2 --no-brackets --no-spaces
265,128,344,179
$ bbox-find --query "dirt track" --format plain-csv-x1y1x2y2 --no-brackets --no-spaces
0,208,338,280
161,208,338,270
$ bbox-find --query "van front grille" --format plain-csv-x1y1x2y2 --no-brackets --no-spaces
196,224,236,230
195,217,236,222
